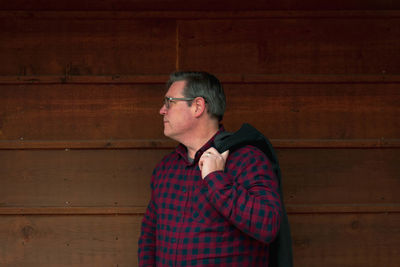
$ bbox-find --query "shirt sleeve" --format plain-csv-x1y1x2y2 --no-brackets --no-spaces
201,145,282,244
138,169,158,266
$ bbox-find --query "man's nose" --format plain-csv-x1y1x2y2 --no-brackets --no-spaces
159,104,167,115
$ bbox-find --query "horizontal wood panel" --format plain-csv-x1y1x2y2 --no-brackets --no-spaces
0,84,165,140
0,149,166,207
1,13,399,77
179,17,400,75
1,204,400,216
224,83,400,139
2,73,400,84
278,149,400,205
0,5,398,267
290,213,400,267
0,215,141,267
0,83,398,141
0,17,176,76
1,11,400,20
0,149,398,207
2,139,400,150
0,0,399,11
0,207,146,215
0,213,398,266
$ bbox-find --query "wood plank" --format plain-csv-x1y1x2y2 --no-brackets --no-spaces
1,138,400,150
1,10,400,20
279,148,400,205
0,74,170,84
0,149,166,207
1,204,400,215
0,207,145,215
286,204,400,214
0,213,398,266
0,215,141,267
0,84,166,141
291,213,400,267
0,83,398,141
0,0,399,11
223,83,400,140
179,17,400,75
0,139,177,149
2,74,400,84
0,16,176,76
0,149,398,207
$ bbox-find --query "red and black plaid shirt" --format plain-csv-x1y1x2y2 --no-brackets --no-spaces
138,127,282,266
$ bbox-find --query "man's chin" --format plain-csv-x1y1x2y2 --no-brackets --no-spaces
163,128,172,138
164,129,179,142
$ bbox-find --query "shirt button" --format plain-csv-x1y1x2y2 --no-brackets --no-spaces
182,187,186,192
171,238,176,243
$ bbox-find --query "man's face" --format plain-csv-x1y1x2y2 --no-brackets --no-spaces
159,81,195,141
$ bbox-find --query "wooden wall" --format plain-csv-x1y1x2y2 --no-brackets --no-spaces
1,1,399,266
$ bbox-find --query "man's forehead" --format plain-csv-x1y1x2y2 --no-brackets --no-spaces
166,80,186,96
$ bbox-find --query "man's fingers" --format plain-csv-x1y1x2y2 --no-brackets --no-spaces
221,150,229,161
198,156,204,170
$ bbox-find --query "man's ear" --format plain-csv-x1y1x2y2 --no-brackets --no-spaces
193,97,207,118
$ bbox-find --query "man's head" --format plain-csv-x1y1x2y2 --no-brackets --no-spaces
160,71,226,144
166,71,226,122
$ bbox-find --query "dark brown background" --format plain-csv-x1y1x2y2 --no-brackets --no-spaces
0,1,399,266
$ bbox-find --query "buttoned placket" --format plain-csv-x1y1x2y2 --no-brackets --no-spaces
172,159,196,266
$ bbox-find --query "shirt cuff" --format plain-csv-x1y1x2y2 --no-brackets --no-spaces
201,170,232,191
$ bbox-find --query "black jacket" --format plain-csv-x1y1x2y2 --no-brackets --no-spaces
214,123,293,267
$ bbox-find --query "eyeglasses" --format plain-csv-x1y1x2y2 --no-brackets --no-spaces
163,96,195,109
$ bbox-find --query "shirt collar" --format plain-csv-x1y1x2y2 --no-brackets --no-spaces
176,125,225,165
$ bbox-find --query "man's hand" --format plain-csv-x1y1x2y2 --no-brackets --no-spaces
198,147,229,179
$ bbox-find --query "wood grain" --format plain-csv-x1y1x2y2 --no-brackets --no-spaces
291,213,400,267
179,18,400,75
0,149,166,207
0,17,176,76
0,215,141,267
0,1,399,11
1,149,398,208
278,148,400,205
0,84,398,141
223,83,400,140
1,138,399,150
0,213,398,266
1,73,400,84
0,6,399,267
0,84,165,140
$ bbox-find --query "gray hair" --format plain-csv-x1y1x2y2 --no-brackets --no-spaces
167,71,226,121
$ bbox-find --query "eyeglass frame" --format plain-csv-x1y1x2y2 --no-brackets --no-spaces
163,96,196,109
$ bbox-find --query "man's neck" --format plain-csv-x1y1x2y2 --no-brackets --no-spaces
183,122,220,159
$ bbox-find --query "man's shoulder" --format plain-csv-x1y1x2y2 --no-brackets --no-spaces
227,144,270,166
157,149,179,165
151,151,176,182
230,144,265,157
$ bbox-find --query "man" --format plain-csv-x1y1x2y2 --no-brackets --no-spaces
138,71,282,266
